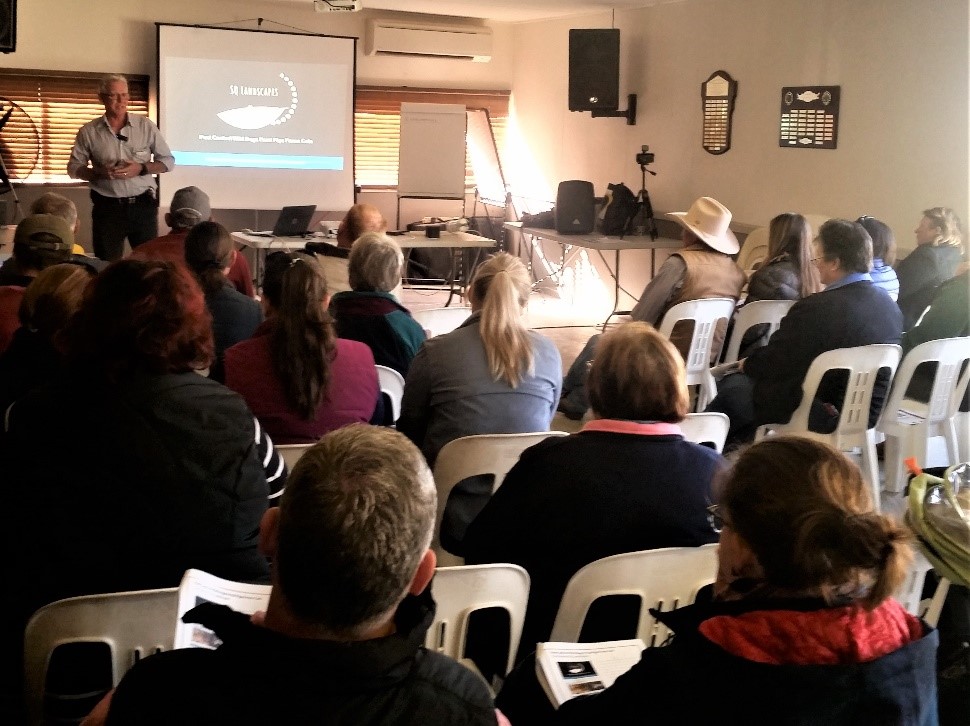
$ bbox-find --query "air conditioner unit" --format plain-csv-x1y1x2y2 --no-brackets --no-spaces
365,20,492,62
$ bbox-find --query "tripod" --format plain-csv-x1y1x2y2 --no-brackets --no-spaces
0,103,24,224
632,162,658,240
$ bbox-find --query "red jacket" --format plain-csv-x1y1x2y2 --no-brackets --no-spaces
223,321,379,444
129,229,255,297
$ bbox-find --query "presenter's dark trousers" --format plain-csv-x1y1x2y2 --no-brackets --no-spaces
90,189,159,261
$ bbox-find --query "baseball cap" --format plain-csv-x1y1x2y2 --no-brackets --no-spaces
169,186,211,229
14,214,74,253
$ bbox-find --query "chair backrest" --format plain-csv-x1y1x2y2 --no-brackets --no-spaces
722,299,796,364
24,588,179,724
787,344,902,443
549,545,719,646
428,564,530,677
657,298,737,379
679,412,730,453
432,431,568,566
880,337,970,428
896,549,935,617
277,443,313,471
375,364,405,423
737,226,769,272
411,306,471,338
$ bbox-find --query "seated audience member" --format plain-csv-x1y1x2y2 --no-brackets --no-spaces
28,192,108,268
1,260,282,714
900,259,969,405
329,231,426,376
0,214,75,354
399,252,561,549
559,196,745,418
0,263,94,416
896,206,963,329
82,425,501,726
464,322,722,659
129,185,255,297
707,219,903,443
306,202,388,295
738,212,821,355
496,437,937,725
224,251,382,444
858,215,900,301
184,221,262,378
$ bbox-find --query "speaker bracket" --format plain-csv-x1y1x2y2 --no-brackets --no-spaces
591,94,637,125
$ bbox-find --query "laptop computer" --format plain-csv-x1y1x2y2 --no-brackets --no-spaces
247,205,317,237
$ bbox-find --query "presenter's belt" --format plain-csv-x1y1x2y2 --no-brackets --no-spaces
91,189,157,206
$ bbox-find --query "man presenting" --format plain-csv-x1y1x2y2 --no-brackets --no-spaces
67,74,175,261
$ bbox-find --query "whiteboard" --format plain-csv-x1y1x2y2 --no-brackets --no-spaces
398,102,467,198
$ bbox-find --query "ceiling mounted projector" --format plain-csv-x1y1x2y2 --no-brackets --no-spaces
314,0,362,11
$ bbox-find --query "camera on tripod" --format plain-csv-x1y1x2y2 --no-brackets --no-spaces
635,144,655,167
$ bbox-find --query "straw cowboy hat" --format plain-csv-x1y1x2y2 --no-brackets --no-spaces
666,196,739,255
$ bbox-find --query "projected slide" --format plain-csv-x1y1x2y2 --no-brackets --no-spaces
163,58,348,171
157,24,356,211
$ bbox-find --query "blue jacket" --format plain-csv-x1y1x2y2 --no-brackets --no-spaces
498,597,938,726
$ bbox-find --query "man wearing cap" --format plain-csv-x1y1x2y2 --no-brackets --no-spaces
558,196,746,418
129,186,255,297
0,214,74,354
67,74,175,261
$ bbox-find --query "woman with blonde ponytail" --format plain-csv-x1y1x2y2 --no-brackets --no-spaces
399,253,561,546
224,251,382,444
497,436,938,725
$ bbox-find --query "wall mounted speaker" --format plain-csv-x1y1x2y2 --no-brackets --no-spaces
568,28,619,112
0,0,15,54
556,180,596,235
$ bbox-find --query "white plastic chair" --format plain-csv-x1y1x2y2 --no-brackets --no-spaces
756,344,902,510
679,412,730,453
737,226,769,273
24,588,179,725
428,564,530,679
549,545,719,646
432,431,568,566
721,299,796,365
411,306,470,338
276,443,313,471
657,297,738,409
896,549,951,628
376,364,406,424
877,337,970,493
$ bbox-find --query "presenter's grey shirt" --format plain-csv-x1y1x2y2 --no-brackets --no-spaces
67,114,175,198
398,313,562,466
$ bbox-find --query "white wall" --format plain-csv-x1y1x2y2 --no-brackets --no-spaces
508,0,969,280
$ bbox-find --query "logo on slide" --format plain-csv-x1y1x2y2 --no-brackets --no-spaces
217,73,298,130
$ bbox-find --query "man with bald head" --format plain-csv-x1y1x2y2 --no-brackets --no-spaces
307,203,389,295
337,203,387,250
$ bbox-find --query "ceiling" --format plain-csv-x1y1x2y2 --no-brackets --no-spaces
324,1,663,23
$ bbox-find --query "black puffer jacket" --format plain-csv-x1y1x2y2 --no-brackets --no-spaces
103,591,498,725
3,372,271,620
747,255,802,302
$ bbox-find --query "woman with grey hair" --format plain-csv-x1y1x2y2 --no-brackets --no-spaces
329,231,426,376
